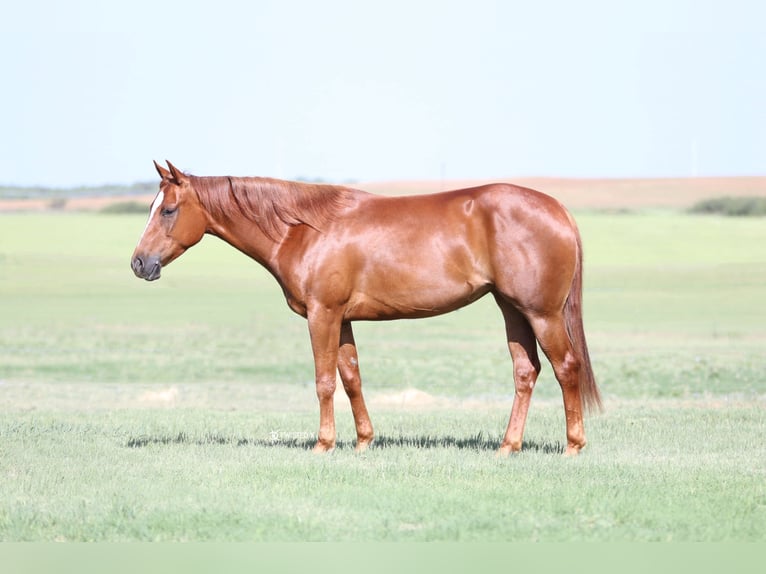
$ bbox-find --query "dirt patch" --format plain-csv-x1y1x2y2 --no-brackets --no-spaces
138,386,180,406
370,388,449,409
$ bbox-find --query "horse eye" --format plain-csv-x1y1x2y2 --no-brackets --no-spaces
161,207,177,217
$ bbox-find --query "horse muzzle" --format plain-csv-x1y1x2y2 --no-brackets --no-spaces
131,254,162,281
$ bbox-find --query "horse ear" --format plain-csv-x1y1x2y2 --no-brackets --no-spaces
166,161,188,184
154,160,171,180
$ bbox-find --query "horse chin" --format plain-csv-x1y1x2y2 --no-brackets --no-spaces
143,268,161,281
143,259,162,281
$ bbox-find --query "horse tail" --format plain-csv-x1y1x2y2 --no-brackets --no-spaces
564,222,603,414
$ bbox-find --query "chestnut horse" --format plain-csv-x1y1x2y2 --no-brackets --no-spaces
131,161,601,456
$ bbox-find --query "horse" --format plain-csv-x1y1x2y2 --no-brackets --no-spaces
131,161,602,456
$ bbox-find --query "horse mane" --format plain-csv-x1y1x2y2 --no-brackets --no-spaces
190,175,355,240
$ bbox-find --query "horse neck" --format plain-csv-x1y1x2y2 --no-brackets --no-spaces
205,204,283,272
194,175,353,277
198,178,290,270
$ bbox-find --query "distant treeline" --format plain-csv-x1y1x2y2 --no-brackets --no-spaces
688,196,766,216
0,182,156,200
99,201,148,214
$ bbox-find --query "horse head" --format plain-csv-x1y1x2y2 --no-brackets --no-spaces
130,161,208,281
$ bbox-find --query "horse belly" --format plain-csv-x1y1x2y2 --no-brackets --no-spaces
346,253,491,320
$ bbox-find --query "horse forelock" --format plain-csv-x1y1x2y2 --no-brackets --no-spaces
189,175,353,240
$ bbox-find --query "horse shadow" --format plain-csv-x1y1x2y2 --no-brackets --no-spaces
125,432,565,455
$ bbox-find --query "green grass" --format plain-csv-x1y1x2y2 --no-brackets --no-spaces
1,402,764,541
0,211,765,541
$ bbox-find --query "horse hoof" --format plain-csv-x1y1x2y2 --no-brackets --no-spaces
355,440,372,453
312,441,335,454
495,445,520,458
564,443,585,457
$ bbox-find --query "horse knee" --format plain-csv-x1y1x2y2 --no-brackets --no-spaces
315,375,337,400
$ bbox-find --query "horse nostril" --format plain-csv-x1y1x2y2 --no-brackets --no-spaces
132,256,144,274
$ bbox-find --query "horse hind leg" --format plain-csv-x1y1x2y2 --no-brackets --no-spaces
527,312,587,456
494,296,541,456
337,322,374,452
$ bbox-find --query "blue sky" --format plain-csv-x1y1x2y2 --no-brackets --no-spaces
1,0,764,187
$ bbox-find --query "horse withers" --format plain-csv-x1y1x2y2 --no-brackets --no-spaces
131,161,602,456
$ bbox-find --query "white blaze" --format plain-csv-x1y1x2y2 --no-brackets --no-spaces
139,191,164,242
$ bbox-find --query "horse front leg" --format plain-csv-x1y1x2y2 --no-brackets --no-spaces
338,322,374,452
307,306,343,453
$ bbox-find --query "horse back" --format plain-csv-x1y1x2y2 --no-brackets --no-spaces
297,183,580,320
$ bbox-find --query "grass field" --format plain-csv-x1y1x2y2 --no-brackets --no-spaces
1,207,765,541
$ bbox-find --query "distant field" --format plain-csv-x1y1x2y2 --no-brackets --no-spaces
1,203,765,540
2,175,765,212
363,175,766,210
